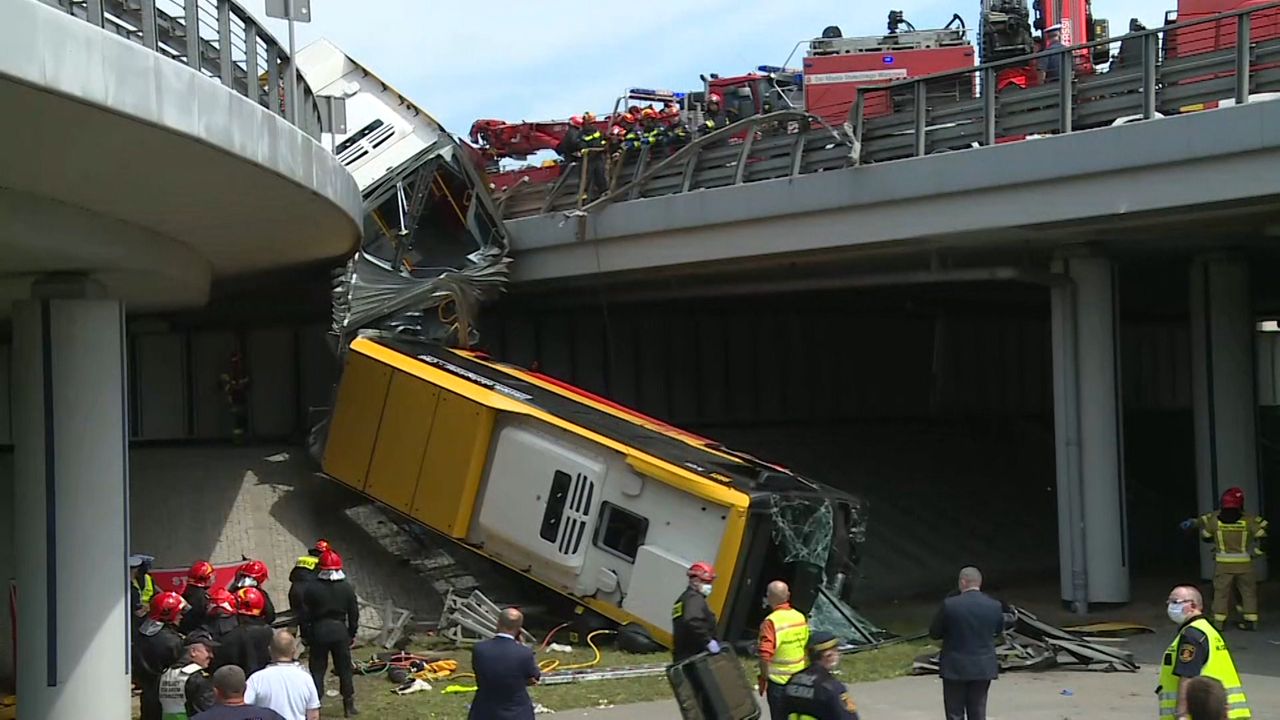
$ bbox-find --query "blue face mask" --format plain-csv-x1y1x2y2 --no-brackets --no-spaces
1167,601,1189,624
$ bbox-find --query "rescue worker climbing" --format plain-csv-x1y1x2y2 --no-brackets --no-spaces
179,560,215,635
758,580,809,719
289,539,330,623
229,558,276,624
781,631,860,720
1181,486,1268,630
219,350,250,443
134,591,189,720
301,549,361,716
671,561,720,664
158,630,216,719
1157,584,1251,719
214,587,274,677
200,587,240,644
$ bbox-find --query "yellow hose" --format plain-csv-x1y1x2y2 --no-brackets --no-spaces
449,629,617,689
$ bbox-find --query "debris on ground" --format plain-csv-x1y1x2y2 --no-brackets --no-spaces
263,452,290,462
545,643,573,653
912,606,1139,674
439,589,537,645
533,703,556,714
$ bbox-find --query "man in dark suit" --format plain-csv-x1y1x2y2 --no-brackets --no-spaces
929,566,1008,720
469,608,541,720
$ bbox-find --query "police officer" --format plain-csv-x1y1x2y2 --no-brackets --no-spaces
229,559,276,625
1158,584,1251,719
672,561,720,663
134,591,189,720
782,631,859,720
302,549,361,717
289,539,329,620
758,580,809,719
131,554,158,625
179,560,215,635
158,631,216,719
1182,487,1268,630
214,587,274,677
200,587,240,644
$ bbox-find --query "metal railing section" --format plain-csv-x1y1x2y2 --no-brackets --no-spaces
498,110,855,220
852,0,1280,164
42,0,323,140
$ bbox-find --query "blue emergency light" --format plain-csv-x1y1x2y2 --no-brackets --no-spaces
883,55,896,64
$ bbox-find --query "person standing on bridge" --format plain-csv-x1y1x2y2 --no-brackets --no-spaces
1181,487,1267,631
1158,584,1252,719
929,566,1005,720
1041,25,1066,82
757,580,809,719
301,549,361,717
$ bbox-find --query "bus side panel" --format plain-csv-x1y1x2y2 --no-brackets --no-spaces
411,391,495,538
364,371,441,512
322,352,394,490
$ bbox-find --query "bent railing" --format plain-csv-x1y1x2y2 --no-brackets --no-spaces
42,0,324,140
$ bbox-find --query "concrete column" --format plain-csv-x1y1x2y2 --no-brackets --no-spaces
1190,257,1262,579
1051,255,1129,610
11,278,130,719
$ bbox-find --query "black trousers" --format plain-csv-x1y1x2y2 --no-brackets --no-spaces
943,678,990,720
139,678,161,720
766,681,788,719
309,638,355,700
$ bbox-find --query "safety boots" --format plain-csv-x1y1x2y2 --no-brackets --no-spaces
1236,620,1257,632
344,697,360,716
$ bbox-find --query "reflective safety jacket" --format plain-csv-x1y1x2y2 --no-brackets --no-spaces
761,605,809,685
1158,617,1250,718
1199,512,1268,563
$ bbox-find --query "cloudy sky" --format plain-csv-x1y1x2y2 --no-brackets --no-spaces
242,0,1182,135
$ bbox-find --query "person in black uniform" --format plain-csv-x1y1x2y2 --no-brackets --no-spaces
228,559,276,625
180,560,216,635
302,549,361,717
213,587,273,677
781,631,860,720
288,539,329,623
671,561,720,663
158,630,217,718
200,587,240,644
133,591,189,720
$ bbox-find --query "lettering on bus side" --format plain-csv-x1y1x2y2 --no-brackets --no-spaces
418,355,534,401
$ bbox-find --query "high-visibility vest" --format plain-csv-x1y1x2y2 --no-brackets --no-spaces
295,555,318,571
1158,617,1250,718
134,574,156,606
158,663,200,719
765,607,809,685
1200,512,1267,563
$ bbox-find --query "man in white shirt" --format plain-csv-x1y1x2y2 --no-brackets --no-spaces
244,630,321,720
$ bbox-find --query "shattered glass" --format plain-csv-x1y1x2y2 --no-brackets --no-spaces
769,495,888,646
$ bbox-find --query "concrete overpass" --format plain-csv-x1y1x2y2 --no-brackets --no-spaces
495,6,1280,617
0,0,360,716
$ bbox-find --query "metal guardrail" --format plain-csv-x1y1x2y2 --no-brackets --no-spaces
498,111,855,220
852,0,1280,163
42,0,323,140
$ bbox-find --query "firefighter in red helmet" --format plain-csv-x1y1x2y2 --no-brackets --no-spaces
701,92,736,136
302,549,361,716
229,558,276,625
1183,486,1268,629
219,350,250,443
672,561,721,664
199,586,240,644
289,539,331,625
134,591,189,720
179,560,215,635
213,587,274,677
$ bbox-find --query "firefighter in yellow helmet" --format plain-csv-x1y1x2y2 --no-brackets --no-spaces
757,580,809,719
1182,486,1268,630
1158,584,1251,719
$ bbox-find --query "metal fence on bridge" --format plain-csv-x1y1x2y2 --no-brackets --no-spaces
42,0,325,140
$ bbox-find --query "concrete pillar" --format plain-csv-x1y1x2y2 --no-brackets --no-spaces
11,278,130,719
1190,257,1262,579
1051,255,1129,610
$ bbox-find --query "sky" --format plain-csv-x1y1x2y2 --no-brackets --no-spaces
242,0,1184,136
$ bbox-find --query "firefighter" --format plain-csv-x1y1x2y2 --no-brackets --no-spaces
134,591,189,720
639,107,668,151
214,587,274,677
301,549,361,717
781,631,860,720
179,560,215,635
672,561,720,663
158,630,217,719
229,558,276,625
700,92,736,136
131,554,158,622
219,350,250,443
200,587,240,644
289,539,330,621
1157,584,1251,719
758,580,810,719
662,102,691,147
578,112,608,200
1182,487,1268,630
